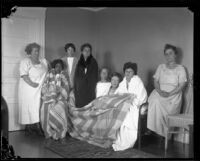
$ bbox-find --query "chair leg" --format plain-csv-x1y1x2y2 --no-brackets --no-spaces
165,130,168,151
183,128,186,143
137,116,141,150
138,132,141,150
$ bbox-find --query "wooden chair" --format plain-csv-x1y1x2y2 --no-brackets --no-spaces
137,102,148,149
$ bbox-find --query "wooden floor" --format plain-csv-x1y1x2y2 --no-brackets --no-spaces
8,131,190,158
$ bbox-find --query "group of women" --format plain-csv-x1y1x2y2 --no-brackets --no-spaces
18,42,187,151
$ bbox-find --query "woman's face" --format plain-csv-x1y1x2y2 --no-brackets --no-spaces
111,76,120,89
164,48,176,64
100,69,108,81
125,68,134,82
67,47,75,56
30,47,39,60
82,47,91,59
55,63,62,74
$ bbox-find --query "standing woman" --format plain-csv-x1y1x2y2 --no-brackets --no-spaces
147,44,187,138
18,43,48,135
74,43,98,108
61,43,78,90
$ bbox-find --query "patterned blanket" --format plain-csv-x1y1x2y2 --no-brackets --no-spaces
67,93,135,148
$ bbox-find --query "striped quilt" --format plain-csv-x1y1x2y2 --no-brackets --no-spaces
67,92,135,148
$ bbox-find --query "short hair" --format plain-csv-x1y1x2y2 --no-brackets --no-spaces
164,44,178,55
25,43,40,55
51,59,64,70
64,43,76,52
80,43,92,52
111,72,122,82
123,62,137,75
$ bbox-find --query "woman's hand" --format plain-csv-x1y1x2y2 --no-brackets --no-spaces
159,90,170,97
32,82,39,88
22,75,39,88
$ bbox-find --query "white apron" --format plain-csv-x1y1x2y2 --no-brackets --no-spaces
18,58,48,124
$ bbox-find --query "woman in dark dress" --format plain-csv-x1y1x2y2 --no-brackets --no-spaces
74,43,98,108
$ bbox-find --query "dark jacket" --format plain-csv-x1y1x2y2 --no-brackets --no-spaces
74,54,98,108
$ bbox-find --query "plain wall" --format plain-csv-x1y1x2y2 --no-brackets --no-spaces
45,7,97,62
95,8,193,94
45,7,193,94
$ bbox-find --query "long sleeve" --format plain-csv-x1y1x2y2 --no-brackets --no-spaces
130,76,147,107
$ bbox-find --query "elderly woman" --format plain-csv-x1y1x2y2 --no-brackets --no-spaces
147,44,187,138
61,43,78,90
112,62,147,151
40,59,70,140
74,43,98,108
18,42,48,135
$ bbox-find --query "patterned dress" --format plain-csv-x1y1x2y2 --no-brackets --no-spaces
40,69,70,140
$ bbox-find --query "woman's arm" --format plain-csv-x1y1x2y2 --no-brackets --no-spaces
154,79,186,97
154,79,163,94
168,82,186,97
154,79,169,97
21,75,39,88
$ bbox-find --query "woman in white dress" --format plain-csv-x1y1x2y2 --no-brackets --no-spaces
61,43,78,90
96,67,111,98
147,44,187,138
18,43,48,135
112,62,147,151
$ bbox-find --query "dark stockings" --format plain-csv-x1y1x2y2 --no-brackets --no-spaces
25,123,44,136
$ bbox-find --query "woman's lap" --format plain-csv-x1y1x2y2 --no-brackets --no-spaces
41,99,68,139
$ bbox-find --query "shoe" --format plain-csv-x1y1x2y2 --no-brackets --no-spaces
33,123,44,136
25,125,32,136
145,130,152,135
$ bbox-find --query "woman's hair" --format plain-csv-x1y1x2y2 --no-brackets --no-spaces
64,43,76,52
123,62,137,75
25,43,40,55
111,72,122,82
80,43,92,52
51,59,65,70
99,67,110,81
164,44,178,55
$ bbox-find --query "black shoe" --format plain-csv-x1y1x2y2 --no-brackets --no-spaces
145,130,153,135
32,123,44,136
25,125,32,136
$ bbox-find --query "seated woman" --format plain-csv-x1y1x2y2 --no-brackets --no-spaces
147,44,187,138
96,67,111,98
107,72,122,95
67,62,147,151
112,62,147,151
40,59,70,140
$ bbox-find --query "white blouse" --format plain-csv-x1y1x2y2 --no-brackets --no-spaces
67,57,74,74
96,82,111,98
